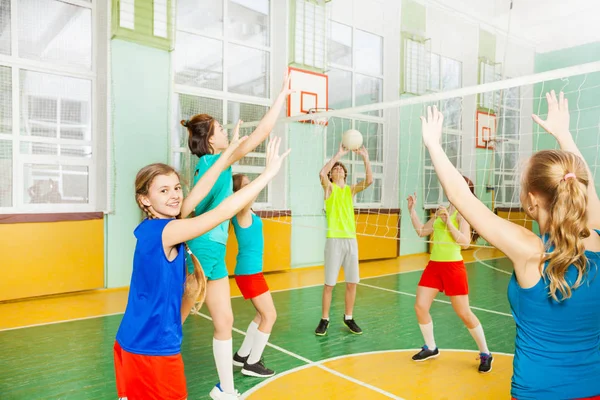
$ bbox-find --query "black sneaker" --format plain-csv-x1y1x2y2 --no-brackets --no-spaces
315,319,329,336
412,345,440,361
343,317,363,335
478,353,493,373
232,352,248,367
242,359,275,378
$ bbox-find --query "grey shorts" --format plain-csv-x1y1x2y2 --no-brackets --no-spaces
324,238,360,286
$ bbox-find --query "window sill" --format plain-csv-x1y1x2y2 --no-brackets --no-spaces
0,212,104,224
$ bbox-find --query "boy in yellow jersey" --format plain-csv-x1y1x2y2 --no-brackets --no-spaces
315,143,373,336
406,176,493,373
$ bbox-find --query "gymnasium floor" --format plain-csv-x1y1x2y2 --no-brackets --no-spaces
0,248,516,399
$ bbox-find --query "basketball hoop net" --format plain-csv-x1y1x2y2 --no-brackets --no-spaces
306,107,332,126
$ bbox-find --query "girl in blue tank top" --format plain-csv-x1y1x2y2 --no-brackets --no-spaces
230,174,277,379
179,72,293,400
420,91,600,400
113,136,290,400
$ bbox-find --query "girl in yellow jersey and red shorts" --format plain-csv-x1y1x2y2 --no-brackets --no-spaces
406,176,493,373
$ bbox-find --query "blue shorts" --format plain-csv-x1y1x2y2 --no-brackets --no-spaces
187,241,228,281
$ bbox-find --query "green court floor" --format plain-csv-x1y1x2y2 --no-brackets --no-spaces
0,258,516,399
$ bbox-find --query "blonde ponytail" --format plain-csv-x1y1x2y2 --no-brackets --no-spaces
543,173,590,301
524,150,590,301
184,243,207,313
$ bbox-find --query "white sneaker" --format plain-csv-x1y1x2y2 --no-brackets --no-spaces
209,384,241,399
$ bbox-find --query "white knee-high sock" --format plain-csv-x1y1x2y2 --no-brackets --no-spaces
468,324,490,354
237,321,258,357
247,330,270,365
213,338,235,394
419,321,437,349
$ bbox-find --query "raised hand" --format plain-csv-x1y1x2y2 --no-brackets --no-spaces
420,105,444,149
436,206,449,224
532,90,570,140
407,192,417,212
280,70,295,97
263,136,291,178
337,142,350,157
222,120,247,162
353,146,369,159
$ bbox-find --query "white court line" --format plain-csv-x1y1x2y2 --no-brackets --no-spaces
0,255,510,332
194,311,404,400
474,248,513,275
0,311,126,332
241,349,515,399
357,282,514,318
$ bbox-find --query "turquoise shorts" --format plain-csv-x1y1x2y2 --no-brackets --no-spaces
186,241,228,281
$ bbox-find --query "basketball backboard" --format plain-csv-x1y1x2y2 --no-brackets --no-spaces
476,111,497,150
287,66,328,124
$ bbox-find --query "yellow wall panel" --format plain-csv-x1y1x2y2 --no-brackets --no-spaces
356,213,400,260
497,210,532,231
0,219,105,301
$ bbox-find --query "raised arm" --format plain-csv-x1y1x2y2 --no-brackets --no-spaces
421,106,542,267
407,193,434,237
438,208,471,249
226,72,293,165
319,143,349,196
532,90,600,229
164,137,290,247
351,146,373,195
180,127,247,219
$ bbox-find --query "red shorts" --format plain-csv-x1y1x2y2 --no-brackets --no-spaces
113,341,187,400
235,272,270,300
418,260,469,296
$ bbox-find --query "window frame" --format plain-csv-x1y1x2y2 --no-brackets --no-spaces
423,53,463,209
324,20,384,207
170,0,274,209
0,0,99,214
495,85,521,208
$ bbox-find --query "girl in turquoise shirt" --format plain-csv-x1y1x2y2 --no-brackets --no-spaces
230,174,277,380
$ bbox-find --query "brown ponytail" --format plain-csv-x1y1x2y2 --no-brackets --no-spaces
134,163,207,312
182,114,217,157
524,150,590,301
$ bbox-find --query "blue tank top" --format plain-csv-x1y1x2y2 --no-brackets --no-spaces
116,219,186,356
189,154,233,246
507,230,600,399
231,213,264,275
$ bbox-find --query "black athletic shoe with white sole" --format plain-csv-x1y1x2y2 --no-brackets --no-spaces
412,345,440,361
242,359,275,378
232,352,248,367
478,353,493,373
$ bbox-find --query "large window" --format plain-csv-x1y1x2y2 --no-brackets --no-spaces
423,54,463,208
171,0,272,207
495,85,521,207
325,21,384,206
0,0,99,212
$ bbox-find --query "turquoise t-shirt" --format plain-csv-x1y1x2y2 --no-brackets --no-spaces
231,213,264,275
189,154,232,245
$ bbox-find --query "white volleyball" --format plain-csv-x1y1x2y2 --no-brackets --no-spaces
342,129,363,150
